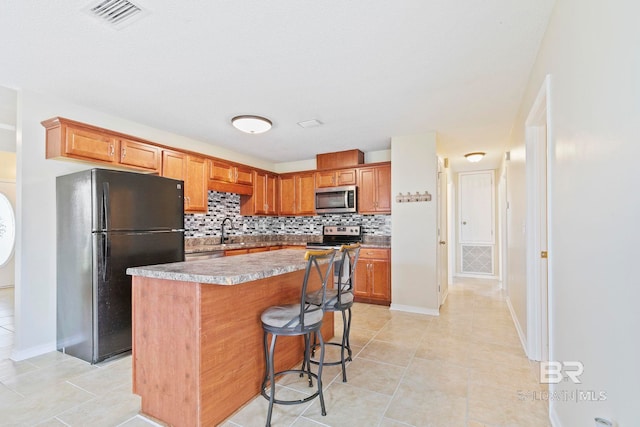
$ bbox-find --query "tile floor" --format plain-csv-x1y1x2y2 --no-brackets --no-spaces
0,279,549,426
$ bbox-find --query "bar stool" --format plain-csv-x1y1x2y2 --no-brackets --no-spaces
305,243,361,382
260,248,337,427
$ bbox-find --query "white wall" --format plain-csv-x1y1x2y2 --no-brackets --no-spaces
506,0,640,425
390,134,438,314
13,90,276,360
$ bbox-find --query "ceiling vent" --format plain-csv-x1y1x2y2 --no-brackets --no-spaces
87,0,145,27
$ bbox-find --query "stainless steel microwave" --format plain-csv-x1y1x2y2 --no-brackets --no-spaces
315,185,357,214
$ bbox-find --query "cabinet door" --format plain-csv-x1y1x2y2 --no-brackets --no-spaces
278,175,296,215
375,165,392,212
265,174,278,215
253,172,267,214
358,168,377,213
209,160,235,183
336,169,357,186
185,155,208,212
315,171,336,188
162,150,186,180
66,126,117,163
369,259,391,301
119,139,161,172
353,262,370,298
296,173,316,215
235,165,254,186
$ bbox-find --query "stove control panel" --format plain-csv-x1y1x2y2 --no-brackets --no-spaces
323,225,361,236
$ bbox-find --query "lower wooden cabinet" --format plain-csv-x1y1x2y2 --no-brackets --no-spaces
354,248,391,305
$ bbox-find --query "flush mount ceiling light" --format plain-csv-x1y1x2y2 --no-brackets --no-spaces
231,115,272,134
464,152,486,163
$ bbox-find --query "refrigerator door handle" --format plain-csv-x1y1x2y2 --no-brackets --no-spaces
102,182,110,231
101,233,109,282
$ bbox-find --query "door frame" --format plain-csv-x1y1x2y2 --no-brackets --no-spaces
436,157,448,305
525,75,552,362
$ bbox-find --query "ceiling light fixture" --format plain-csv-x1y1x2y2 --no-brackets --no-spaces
231,115,272,134
464,152,486,163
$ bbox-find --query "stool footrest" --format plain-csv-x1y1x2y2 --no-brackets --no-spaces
261,369,321,405
308,342,352,366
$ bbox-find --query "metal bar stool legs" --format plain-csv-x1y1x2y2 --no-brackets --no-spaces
262,330,327,426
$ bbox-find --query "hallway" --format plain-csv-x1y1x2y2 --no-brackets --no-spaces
0,278,549,426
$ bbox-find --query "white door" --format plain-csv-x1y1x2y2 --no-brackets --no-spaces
458,171,495,276
525,75,550,362
437,159,448,305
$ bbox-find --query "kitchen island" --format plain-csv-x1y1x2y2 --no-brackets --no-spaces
127,249,334,427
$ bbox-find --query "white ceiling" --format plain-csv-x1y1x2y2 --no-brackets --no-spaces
0,0,555,171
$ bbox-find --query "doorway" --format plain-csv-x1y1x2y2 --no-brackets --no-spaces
525,75,551,362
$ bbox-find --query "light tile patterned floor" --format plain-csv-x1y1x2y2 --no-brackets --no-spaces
0,279,549,426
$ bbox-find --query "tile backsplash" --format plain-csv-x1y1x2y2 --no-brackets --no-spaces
184,191,391,238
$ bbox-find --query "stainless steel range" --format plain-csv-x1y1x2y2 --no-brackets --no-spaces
306,225,363,250
307,225,362,287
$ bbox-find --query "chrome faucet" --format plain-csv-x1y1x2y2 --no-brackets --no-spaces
221,217,233,244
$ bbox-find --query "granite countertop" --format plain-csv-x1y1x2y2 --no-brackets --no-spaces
184,235,390,254
127,249,325,286
185,240,305,254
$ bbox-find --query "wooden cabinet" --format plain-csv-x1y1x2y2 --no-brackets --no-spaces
315,168,357,188
208,160,253,195
358,163,391,214
316,149,364,170
240,170,278,215
42,117,160,173
119,138,161,171
354,248,391,305
162,150,208,213
224,248,249,256
278,172,316,216
185,155,208,212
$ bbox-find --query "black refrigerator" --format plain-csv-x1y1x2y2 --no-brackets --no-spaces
57,168,185,364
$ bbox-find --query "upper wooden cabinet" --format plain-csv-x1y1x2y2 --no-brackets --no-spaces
358,163,391,214
208,160,253,195
316,149,364,170
42,117,160,173
315,168,357,188
278,172,315,216
185,155,208,213
161,150,208,213
240,170,278,215
119,138,161,171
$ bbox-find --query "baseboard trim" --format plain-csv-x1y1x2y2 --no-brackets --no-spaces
10,341,57,361
389,303,439,316
440,288,449,306
454,273,500,280
506,296,528,357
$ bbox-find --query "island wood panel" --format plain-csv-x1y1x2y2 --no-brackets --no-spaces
132,270,334,427
132,278,200,427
